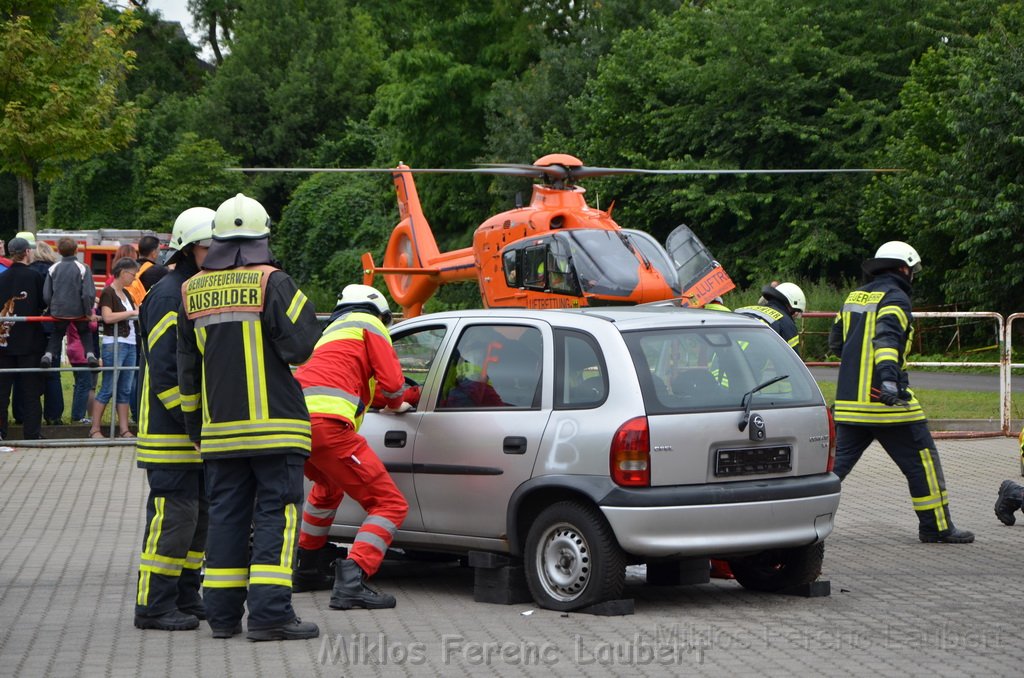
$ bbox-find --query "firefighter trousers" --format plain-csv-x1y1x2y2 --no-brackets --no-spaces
299,418,408,577
834,421,954,534
203,454,305,631
136,468,208,617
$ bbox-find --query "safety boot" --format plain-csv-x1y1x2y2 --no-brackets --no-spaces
994,480,1024,526
210,622,243,639
177,600,206,620
329,559,396,610
133,609,200,631
292,543,345,592
246,617,319,642
919,527,975,544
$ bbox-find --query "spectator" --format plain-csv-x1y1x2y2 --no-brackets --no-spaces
28,239,64,425
88,257,140,439
106,245,138,285
41,237,98,370
125,234,168,307
0,237,47,440
66,320,98,424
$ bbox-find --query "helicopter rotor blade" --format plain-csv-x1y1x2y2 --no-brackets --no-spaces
570,166,901,178
227,165,901,178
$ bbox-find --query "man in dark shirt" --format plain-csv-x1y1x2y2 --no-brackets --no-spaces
0,238,47,440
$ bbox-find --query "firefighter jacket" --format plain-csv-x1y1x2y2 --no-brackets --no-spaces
294,310,411,431
828,272,926,426
137,261,199,468
177,265,320,459
736,299,800,349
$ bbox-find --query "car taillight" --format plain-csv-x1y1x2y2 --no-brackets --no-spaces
826,406,837,473
611,416,650,487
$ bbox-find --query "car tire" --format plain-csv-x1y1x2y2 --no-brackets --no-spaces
726,541,824,592
524,500,625,611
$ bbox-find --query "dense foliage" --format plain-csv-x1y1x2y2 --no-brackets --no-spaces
1,0,1021,314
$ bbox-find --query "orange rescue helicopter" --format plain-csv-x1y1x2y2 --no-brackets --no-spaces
237,154,889,317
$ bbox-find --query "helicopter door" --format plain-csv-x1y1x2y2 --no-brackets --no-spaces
514,239,581,296
664,224,735,307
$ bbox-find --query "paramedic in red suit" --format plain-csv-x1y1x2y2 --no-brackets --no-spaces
293,284,420,609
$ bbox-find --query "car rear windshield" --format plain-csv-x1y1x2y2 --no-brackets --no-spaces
622,326,822,414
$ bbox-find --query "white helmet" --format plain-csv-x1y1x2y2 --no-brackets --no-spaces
337,284,393,325
169,207,215,251
763,282,805,314
15,231,36,247
774,282,806,313
213,193,271,240
864,240,922,275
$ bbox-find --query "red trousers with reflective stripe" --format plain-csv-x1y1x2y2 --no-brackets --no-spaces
300,416,408,576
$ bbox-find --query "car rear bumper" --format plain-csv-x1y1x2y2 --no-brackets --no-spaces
599,473,841,558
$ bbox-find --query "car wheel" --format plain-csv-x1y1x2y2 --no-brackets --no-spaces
524,501,625,611
727,542,824,592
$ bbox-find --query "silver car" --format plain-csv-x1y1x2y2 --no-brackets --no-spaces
329,307,840,610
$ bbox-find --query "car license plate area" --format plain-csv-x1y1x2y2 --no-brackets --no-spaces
715,446,792,477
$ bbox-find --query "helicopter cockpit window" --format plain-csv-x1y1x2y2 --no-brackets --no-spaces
522,246,547,289
621,230,681,293
503,250,519,287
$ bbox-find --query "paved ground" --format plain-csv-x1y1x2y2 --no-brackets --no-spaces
1,438,1023,677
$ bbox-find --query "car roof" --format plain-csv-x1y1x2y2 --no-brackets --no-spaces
395,306,765,332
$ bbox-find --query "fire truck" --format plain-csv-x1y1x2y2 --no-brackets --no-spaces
35,229,170,287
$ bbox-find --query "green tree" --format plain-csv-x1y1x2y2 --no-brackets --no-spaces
45,5,211,231
185,0,239,65
0,0,139,231
862,4,1024,313
194,0,388,218
136,132,247,231
275,172,392,293
567,0,996,287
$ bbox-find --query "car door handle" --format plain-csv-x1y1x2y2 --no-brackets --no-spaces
503,436,527,455
384,431,407,448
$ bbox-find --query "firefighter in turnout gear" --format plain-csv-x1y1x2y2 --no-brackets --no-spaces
177,194,322,641
736,282,805,350
829,241,973,543
293,284,419,609
134,207,215,632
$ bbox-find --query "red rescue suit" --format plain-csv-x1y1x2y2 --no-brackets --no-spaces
293,310,418,576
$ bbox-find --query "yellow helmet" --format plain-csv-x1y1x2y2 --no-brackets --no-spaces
213,193,271,240
15,231,36,247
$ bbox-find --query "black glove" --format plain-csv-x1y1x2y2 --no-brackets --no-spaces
872,380,908,407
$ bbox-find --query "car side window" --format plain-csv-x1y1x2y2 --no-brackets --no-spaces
392,326,447,386
555,330,606,409
437,325,542,409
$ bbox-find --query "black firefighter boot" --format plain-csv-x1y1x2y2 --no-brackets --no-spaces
994,480,1024,526
329,559,396,610
293,546,335,592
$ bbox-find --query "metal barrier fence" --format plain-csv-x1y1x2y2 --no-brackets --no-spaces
2,310,1021,444
0,314,136,442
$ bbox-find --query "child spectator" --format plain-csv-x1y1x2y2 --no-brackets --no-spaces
66,317,98,424
41,237,98,369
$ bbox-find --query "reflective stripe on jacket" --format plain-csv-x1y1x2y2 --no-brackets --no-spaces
177,265,321,458
295,310,408,431
828,272,925,425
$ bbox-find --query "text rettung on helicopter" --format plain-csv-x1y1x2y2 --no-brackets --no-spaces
235,154,892,318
